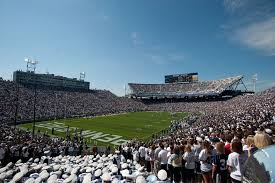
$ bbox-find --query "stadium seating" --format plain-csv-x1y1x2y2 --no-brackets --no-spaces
0,80,147,124
129,76,243,97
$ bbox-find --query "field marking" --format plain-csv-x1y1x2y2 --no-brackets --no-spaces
35,122,129,145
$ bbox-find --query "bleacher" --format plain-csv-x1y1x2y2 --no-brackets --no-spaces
128,76,243,98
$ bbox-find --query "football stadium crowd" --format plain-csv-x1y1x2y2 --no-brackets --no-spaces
0,78,274,182
0,80,146,124
129,76,242,96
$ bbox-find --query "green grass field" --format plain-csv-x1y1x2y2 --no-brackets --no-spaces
19,111,188,146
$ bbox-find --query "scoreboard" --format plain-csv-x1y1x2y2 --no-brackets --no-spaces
165,73,198,83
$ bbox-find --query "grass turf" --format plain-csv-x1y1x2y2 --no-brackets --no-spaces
19,111,188,146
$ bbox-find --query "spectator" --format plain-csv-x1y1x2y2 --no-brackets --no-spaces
199,140,214,183
183,144,196,183
171,146,182,183
227,139,248,183
254,132,272,149
158,143,168,172
212,142,227,183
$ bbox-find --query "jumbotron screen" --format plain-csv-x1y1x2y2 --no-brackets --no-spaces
165,72,198,83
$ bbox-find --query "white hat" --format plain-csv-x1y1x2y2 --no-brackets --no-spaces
15,163,23,167
33,164,42,171
111,167,118,174
115,150,120,154
92,162,98,167
34,158,40,163
94,169,102,177
53,165,61,171
265,129,272,134
121,163,128,169
86,167,93,173
157,169,167,181
62,174,69,179
120,169,129,177
101,172,111,181
97,163,103,169
102,167,109,174
30,173,39,179
42,165,51,170
136,175,146,183
135,164,141,170
44,150,50,155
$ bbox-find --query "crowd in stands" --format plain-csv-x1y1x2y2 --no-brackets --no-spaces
129,76,242,97
0,80,146,124
0,78,274,182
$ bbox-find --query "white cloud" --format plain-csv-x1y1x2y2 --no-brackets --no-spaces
234,17,275,56
221,0,275,56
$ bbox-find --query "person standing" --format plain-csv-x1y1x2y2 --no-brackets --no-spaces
183,144,196,183
154,143,162,174
171,146,182,183
158,143,168,172
199,140,214,183
167,145,175,181
227,139,248,183
212,142,227,183
138,143,146,166
145,145,151,172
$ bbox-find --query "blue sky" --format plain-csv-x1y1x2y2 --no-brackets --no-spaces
0,0,274,96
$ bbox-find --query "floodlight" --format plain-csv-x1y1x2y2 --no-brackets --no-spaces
31,60,38,64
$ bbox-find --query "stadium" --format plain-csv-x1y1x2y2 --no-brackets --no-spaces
0,61,274,183
1,1,275,182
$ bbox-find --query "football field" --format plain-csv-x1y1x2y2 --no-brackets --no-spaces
19,111,188,146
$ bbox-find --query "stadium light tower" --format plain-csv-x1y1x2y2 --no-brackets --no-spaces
252,74,258,93
25,57,38,73
80,72,86,81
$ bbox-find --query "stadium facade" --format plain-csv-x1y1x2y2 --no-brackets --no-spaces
13,70,90,90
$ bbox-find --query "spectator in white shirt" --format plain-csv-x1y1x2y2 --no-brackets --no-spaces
199,140,214,183
227,139,248,183
158,143,168,172
183,144,196,183
138,143,146,166
167,145,175,182
154,143,162,174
